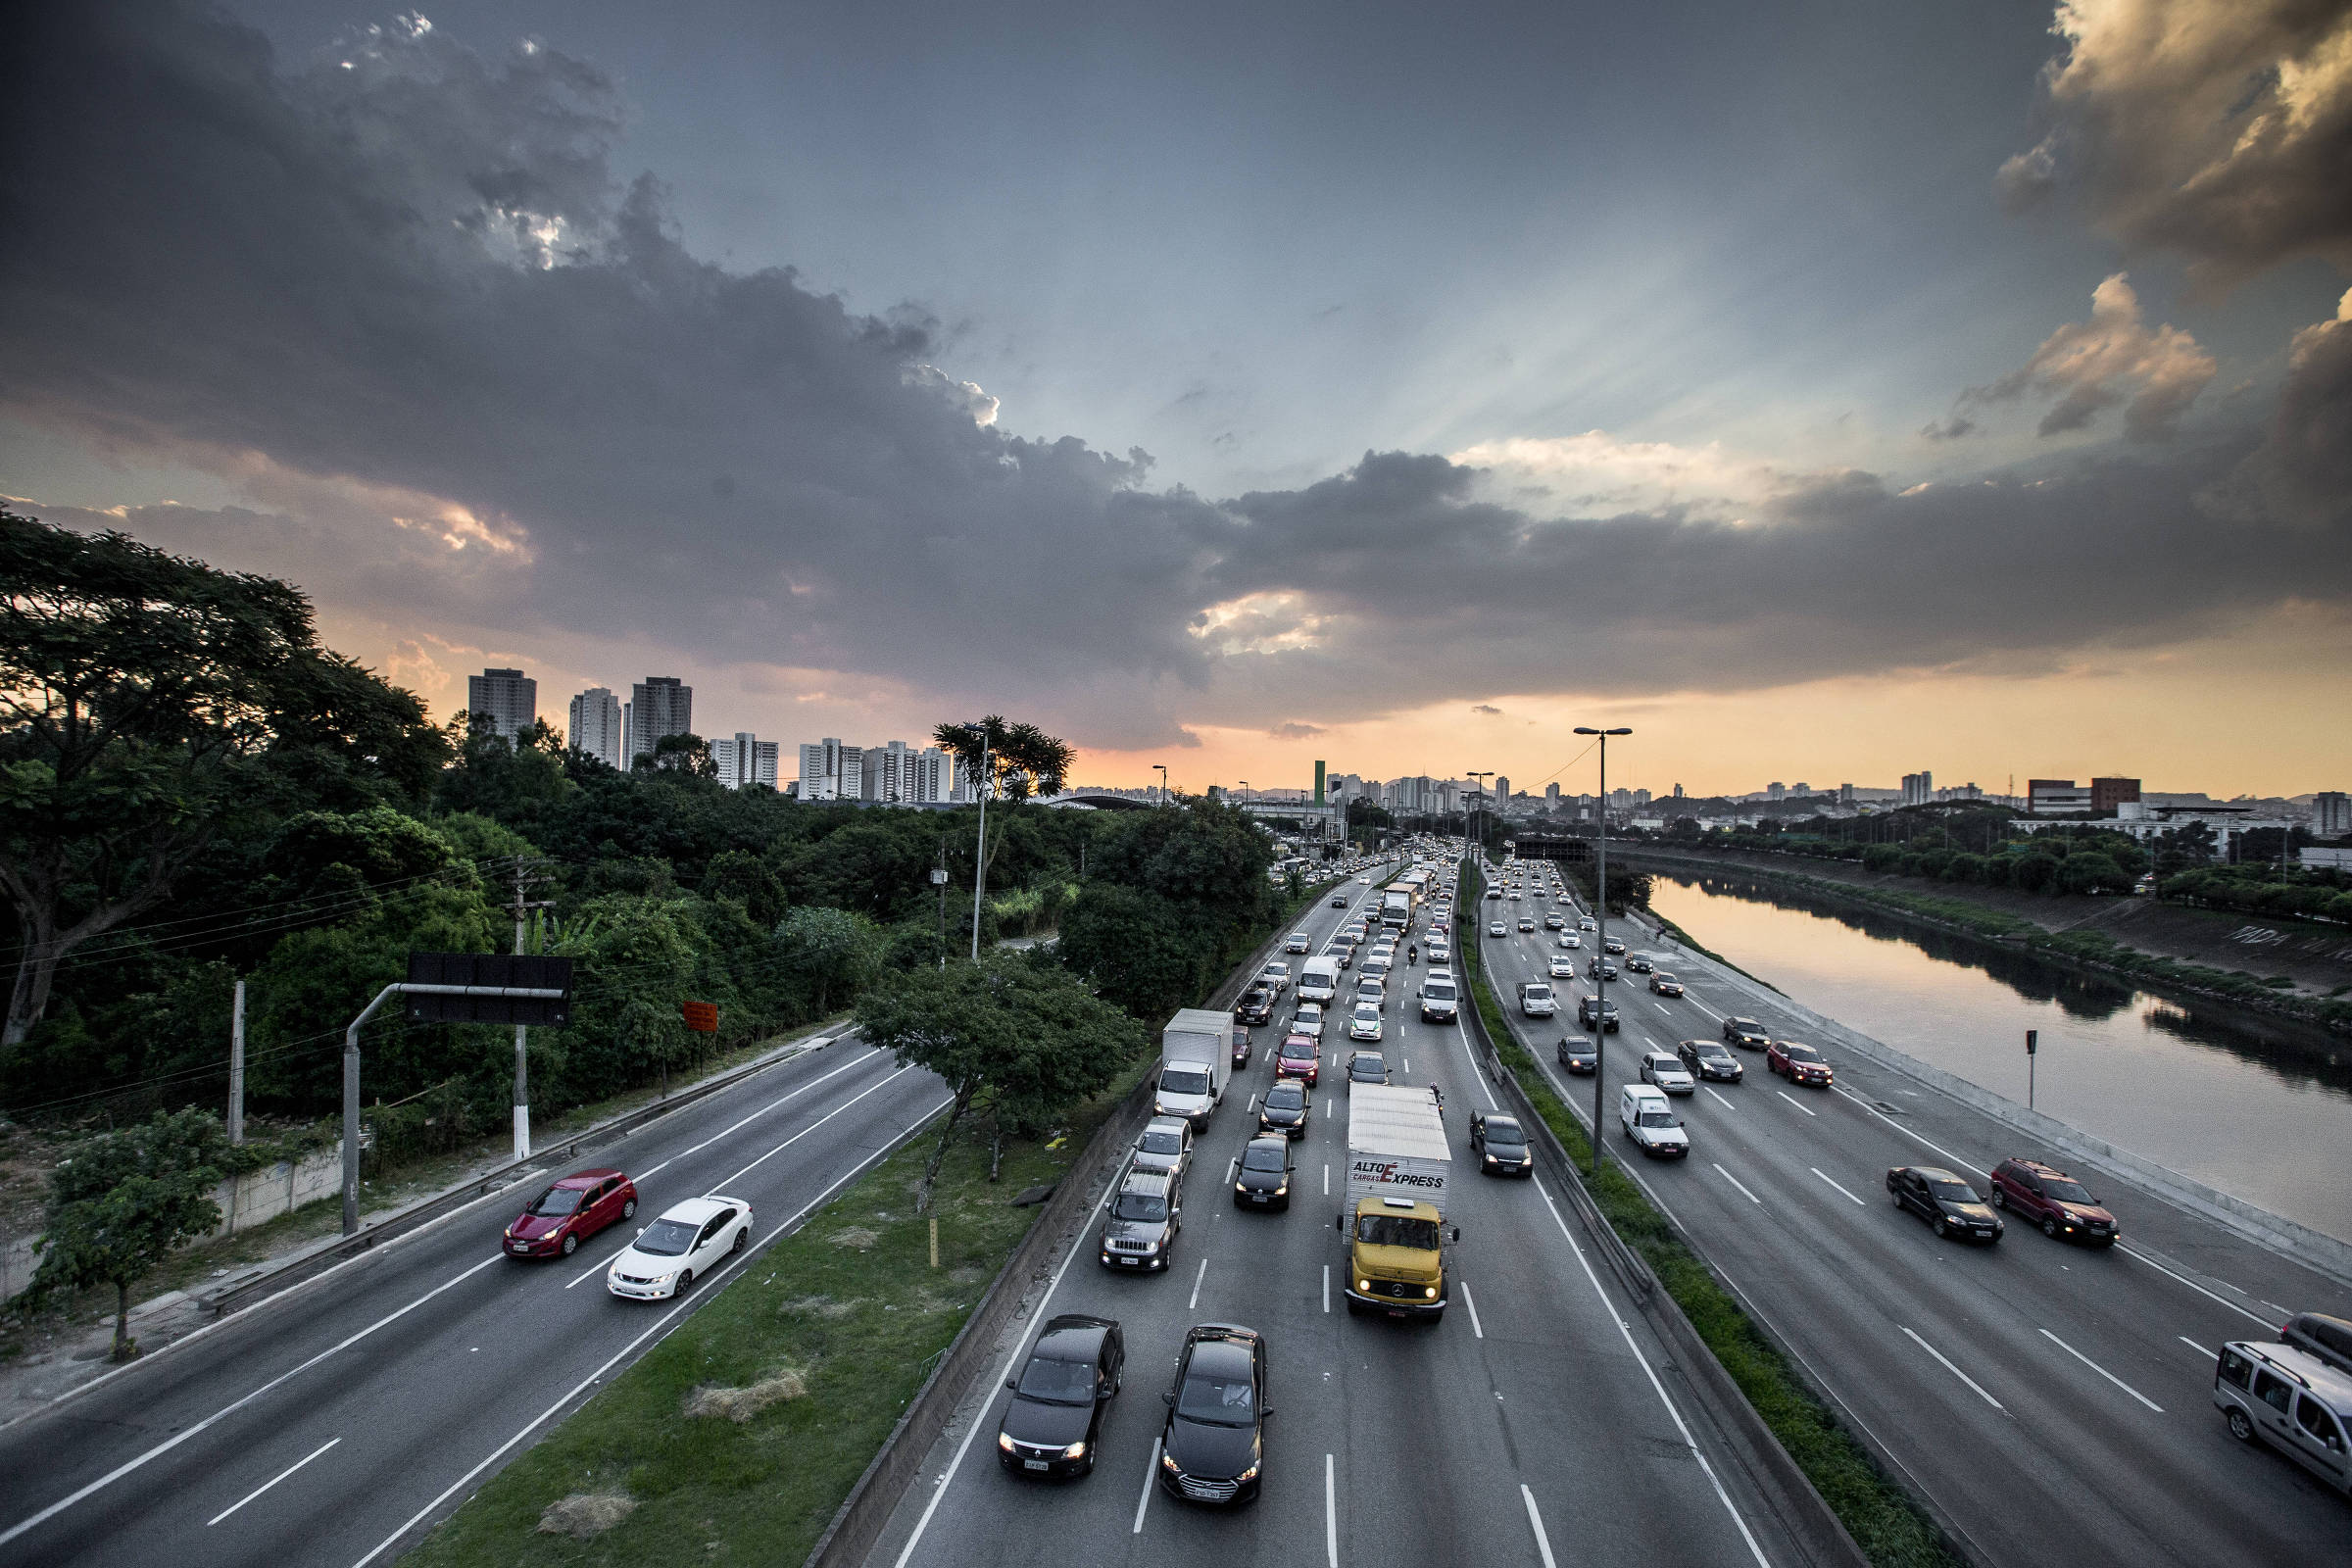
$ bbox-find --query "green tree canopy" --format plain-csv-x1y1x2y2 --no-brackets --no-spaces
31,1108,229,1360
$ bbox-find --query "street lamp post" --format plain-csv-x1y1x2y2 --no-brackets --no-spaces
1154,763,1170,806
969,730,991,960
1465,771,1493,860
1573,726,1632,1178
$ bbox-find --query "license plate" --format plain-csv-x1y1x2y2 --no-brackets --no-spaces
1119,1257,1139,1266
1023,1459,1049,1471
1250,1195,1268,1203
510,1243,528,1252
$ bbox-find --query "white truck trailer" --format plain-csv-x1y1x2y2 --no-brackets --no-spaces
1339,1083,1456,1318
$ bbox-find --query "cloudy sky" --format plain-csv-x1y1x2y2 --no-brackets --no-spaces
3,0,2347,798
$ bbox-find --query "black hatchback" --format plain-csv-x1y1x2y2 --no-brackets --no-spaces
1556,1034,1598,1074
999,1314,1124,1479
1233,1136,1295,1210
1886,1166,2004,1245
1722,1016,1770,1049
1160,1324,1270,1505
1470,1111,1533,1177
1675,1038,1743,1083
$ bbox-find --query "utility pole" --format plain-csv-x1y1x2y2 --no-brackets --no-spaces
970,731,992,961
227,979,246,1145
933,845,950,971
508,856,554,1159
1574,727,1632,1177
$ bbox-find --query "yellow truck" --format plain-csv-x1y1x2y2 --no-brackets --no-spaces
1338,1084,1459,1318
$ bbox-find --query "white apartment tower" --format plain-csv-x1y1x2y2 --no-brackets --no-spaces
466,667,536,742
798,738,862,801
712,732,779,791
624,676,693,765
567,687,624,770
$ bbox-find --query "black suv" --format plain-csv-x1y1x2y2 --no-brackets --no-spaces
1722,1016,1771,1050
1233,1136,1295,1210
1578,995,1619,1033
998,1314,1124,1478
1675,1038,1743,1082
1159,1324,1270,1505
1470,1111,1533,1177
1234,987,1275,1026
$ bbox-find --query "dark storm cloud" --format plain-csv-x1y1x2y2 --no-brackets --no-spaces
1,2,2344,748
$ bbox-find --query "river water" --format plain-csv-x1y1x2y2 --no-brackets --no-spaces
1643,868,2352,1245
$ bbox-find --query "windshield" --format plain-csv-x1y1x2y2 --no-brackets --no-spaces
1280,1041,1315,1059
529,1186,586,1217
1112,1192,1168,1222
1015,1356,1096,1405
1354,1006,1379,1022
1639,1110,1679,1129
1931,1181,1979,1202
1176,1372,1256,1425
1782,1045,1820,1062
1267,1084,1305,1107
1355,1213,1441,1249
1242,1146,1287,1172
1699,1044,1733,1061
1296,1004,1321,1022
2042,1178,2094,1204
1485,1124,1525,1148
1140,1130,1183,1155
634,1217,698,1256
1159,1069,1209,1096
1424,983,1455,1000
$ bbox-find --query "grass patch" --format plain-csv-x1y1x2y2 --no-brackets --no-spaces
1459,860,1960,1568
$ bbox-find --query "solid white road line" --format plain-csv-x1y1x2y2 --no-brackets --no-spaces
1189,1256,1209,1310
1325,1098,1333,1118
207,1438,340,1527
1811,1167,1867,1206
1714,1164,1763,1205
1690,999,1726,1021
1775,1090,1817,1117
1702,1086,1738,1111
1831,1085,1984,1176
710,1065,916,1195
1401,1055,1409,1074
635,1048,875,1181
1324,1452,1340,1568
2039,1328,2163,1412
1322,1163,1329,1196
2180,1336,2217,1360
564,1253,606,1290
1521,1484,1559,1568
1461,1280,1485,1339
891,1126,1125,1568
357,1096,955,1568
1532,1182,1772,1568
1132,1438,1161,1534
1901,1326,2004,1410
2117,1245,2277,1329
0,1253,502,1551
1225,1157,1238,1184
1322,1263,1332,1313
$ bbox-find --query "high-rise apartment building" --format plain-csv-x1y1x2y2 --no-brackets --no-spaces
711,732,779,791
466,667,536,742
1673,784,1686,799
1839,783,1855,805
858,739,963,804
624,677,693,765
797,738,861,801
2313,792,2350,836
1494,775,1510,802
1901,770,1936,807
567,687,623,770
1545,782,1562,804
1767,781,1786,802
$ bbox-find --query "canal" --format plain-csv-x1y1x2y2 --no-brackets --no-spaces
1642,867,2352,1245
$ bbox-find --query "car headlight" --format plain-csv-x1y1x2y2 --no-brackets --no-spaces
1161,1451,1181,1474
1424,1285,1439,1298
1235,1461,1259,1482
999,1432,1017,1453
1063,1441,1087,1460
1358,1278,1372,1292
1274,1183,1288,1195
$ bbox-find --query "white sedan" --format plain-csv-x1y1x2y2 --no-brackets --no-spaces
607,1196,754,1299
1557,932,1581,950
1348,1003,1385,1043
1291,1004,1326,1039
1488,920,1508,937
1549,955,1577,978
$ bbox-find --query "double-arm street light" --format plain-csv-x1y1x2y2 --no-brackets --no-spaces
1572,725,1632,1177
1465,770,1493,858
1153,763,1170,805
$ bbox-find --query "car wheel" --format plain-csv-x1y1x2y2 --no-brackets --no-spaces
675,1269,694,1294
732,1225,749,1253
1990,1188,2006,1209
2227,1407,2256,1444
622,1199,637,1219
561,1233,579,1256
2042,1217,2059,1238
1933,1216,1948,1238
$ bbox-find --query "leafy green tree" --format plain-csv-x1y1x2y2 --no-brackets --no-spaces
773,906,872,1015
931,716,1075,804
1057,882,1213,1020
650,731,717,777
30,1108,229,1360
2058,852,2129,896
703,849,786,928
857,955,1142,1208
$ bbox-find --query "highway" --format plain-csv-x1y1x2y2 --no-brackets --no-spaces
0,1034,949,1568
1475,856,2352,1568
866,860,1817,1568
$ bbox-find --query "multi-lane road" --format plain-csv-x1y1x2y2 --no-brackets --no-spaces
0,1033,949,1568
1476,857,2352,1568
867,862,1823,1568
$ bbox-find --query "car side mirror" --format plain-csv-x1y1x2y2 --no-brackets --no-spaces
1447,1225,1462,1244
1005,1377,1018,1390
1162,1392,1175,1406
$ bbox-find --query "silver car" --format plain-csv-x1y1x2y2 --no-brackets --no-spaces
1131,1116,1195,1181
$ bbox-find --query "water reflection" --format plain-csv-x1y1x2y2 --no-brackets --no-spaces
1643,868,2352,1241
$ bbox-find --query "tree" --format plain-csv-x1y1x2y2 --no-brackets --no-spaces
650,731,717,777
857,955,1143,1209
30,1109,229,1360
932,716,1074,804
1058,882,1213,1020
0,510,443,1044
773,906,873,1015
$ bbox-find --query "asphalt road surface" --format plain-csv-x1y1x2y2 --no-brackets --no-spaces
866,860,1810,1568
1476,858,2352,1568
0,1034,949,1568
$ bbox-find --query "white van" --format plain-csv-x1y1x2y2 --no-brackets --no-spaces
1298,956,1341,1005
1620,1085,1690,1158
2215,1342,2352,1494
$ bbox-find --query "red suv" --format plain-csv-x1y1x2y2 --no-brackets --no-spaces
1275,1035,1321,1086
1989,1157,2118,1245
1766,1040,1834,1088
506,1168,638,1258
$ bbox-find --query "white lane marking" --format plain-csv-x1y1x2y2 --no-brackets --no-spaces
1901,1326,2004,1410
1401,1055,1409,1075
1654,1003,1672,1016
1830,1085,1984,1176
710,1065,915,1194
0,1253,501,1550
1189,1256,1209,1310
1522,1484,1559,1568
1775,1090,1817,1117
564,1253,606,1290
206,1438,340,1527
1811,1167,1867,1206
1461,1280,1485,1338
1532,1182,1771,1567
1714,1164,1762,1205
1322,1163,1329,1197
1133,1437,1161,1534
1225,1157,1238,1184
1689,999,1726,1021
1449,1010,1500,1109
2180,1336,2216,1360
1322,1264,1331,1313
2039,1328,2163,1411
1325,1098,1333,1118
1324,1452,1340,1568
1250,1093,1258,1113
636,1049,877,1181
1702,1085,1737,1111
891,1118,1125,1568
2117,1246,2275,1329
358,1095,954,1568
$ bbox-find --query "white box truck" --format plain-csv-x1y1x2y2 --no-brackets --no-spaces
1338,1084,1457,1318
1154,1007,1234,1128
1298,956,1341,1005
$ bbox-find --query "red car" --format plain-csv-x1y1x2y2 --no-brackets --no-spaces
1275,1035,1321,1086
1989,1157,2119,1245
505,1168,638,1258
1231,1024,1253,1068
1766,1040,1834,1088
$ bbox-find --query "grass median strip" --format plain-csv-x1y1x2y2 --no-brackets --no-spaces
1459,860,1961,1568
